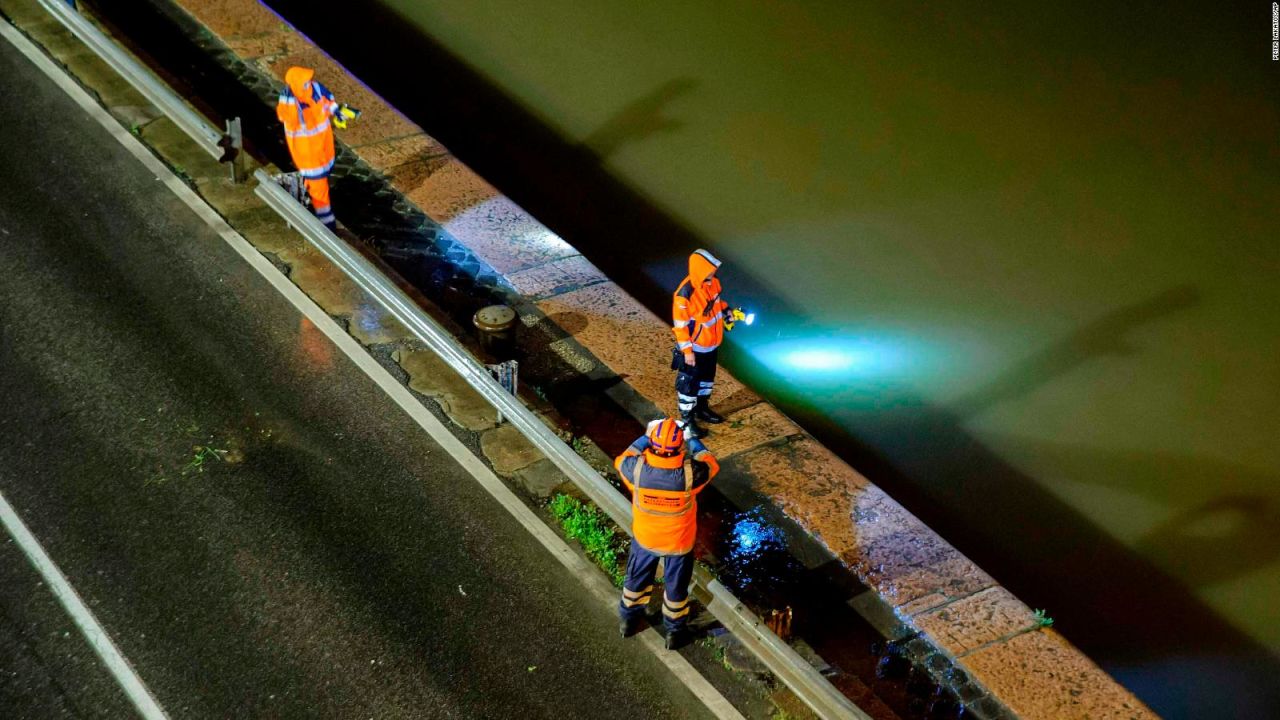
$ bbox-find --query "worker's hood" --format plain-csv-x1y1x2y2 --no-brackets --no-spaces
688,249,721,285
285,66,314,100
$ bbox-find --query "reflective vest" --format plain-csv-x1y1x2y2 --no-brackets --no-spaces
276,70,337,180
673,250,729,353
616,447,717,555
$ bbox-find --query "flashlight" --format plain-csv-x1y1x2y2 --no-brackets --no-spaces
726,307,756,331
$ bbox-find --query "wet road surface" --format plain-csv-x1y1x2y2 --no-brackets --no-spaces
0,32,713,719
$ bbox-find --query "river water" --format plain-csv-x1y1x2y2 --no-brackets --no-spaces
264,1,1279,716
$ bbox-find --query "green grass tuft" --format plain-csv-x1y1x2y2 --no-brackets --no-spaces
1033,608,1055,627
549,494,628,586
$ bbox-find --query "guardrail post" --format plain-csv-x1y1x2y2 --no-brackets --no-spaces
222,117,245,183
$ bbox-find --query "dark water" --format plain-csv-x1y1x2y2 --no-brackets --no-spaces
102,0,1280,715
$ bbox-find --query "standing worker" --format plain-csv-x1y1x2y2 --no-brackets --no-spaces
616,418,719,649
275,66,358,229
672,249,746,438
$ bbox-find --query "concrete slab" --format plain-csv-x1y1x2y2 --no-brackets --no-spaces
535,282,682,417
844,485,995,611
403,155,499,223
171,0,284,40
963,629,1156,720
224,29,293,62
0,0,49,26
710,401,801,459
512,458,570,499
223,204,306,262
507,254,608,300
392,348,496,432
288,251,409,346
912,587,1038,657
355,134,449,194
438,194,579,275
480,424,542,476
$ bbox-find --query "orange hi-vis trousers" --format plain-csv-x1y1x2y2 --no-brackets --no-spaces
304,177,334,227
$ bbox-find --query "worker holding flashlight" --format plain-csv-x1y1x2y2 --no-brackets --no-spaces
671,249,751,438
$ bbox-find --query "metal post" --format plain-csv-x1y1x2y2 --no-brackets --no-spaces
487,360,518,424
223,117,245,183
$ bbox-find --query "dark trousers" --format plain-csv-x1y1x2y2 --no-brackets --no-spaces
619,541,695,632
675,347,718,415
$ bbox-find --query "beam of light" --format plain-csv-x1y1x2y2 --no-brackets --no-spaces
783,348,855,371
747,333,910,384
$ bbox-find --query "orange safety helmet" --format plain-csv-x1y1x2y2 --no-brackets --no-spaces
646,418,685,457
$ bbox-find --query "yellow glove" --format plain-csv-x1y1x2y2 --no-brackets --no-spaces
332,104,361,129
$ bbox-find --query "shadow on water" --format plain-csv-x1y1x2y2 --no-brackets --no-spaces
89,0,1280,715
582,78,698,159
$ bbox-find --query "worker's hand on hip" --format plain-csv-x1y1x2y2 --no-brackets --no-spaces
683,350,696,367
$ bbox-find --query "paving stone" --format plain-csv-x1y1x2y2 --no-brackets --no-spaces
437,194,578,275
109,104,162,130
912,587,1038,657
224,30,293,61
224,205,305,262
710,401,800,459
194,174,266,218
480,425,542,476
392,348,495,432
507,254,608,300
768,687,821,720
288,252,408,346
511,458,569,499
138,117,223,179
717,634,769,676
0,0,49,26
404,156,499,223
535,282,681,417
962,630,1156,720
352,133,447,165
171,0,287,41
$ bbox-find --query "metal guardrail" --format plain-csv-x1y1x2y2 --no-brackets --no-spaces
37,0,223,158
33,2,868,716
253,173,869,720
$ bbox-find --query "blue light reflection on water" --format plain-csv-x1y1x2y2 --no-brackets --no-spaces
720,507,797,598
751,335,908,382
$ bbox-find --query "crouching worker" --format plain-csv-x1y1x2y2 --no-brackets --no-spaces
615,418,719,649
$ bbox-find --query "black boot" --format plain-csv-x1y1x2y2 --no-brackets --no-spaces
664,628,689,650
695,397,724,424
620,616,641,638
680,412,703,439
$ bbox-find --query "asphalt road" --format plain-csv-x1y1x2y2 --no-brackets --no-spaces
0,32,712,720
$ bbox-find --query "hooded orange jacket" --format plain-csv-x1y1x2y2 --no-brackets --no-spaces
276,67,338,179
673,249,729,353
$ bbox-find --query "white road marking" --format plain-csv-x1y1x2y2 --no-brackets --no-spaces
0,488,170,720
1,15,743,720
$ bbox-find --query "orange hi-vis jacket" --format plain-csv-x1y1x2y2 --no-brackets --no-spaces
615,435,719,555
276,67,338,180
673,250,729,354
